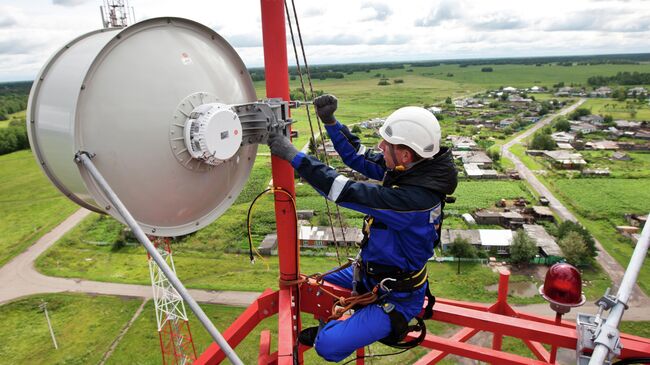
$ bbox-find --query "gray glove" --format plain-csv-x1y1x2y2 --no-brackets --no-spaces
313,94,338,125
268,132,299,162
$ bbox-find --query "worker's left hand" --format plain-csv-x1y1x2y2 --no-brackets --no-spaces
267,132,299,162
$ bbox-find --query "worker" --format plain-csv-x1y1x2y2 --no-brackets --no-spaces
267,94,458,362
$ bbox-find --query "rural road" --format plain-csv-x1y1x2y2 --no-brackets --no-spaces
1,204,649,321
501,98,649,305
0,208,260,307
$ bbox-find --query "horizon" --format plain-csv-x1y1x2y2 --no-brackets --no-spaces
1,0,650,82
2,51,650,84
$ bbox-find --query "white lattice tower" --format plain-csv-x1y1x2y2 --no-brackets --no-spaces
148,237,197,365
100,0,133,28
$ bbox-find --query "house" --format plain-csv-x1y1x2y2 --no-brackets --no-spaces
529,86,544,93
502,86,517,93
614,120,642,130
428,106,443,115
625,214,647,228
579,115,605,125
611,151,631,161
556,142,574,150
543,150,587,169
448,135,477,150
522,224,562,258
585,140,619,150
589,87,612,98
508,95,533,104
360,118,385,129
627,87,648,97
441,225,561,258
298,225,363,248
530,206,555,222
258,233,278,255
582,168,611,177
570,121,598,134
635,130,650,140
551,132,576,143
440,229,512,255
462,151,493,167
464,163,499,179
555,87,574,97
500,118,516,128
472,210,527,228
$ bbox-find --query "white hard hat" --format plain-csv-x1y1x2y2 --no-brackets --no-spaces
379,106,441,158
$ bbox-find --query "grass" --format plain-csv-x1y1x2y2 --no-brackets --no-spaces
2,292,646,364
0,150,77,267
0,293,143,365
509,143,547,171
548,178,650,294
107,299,461,365
580,98,650,120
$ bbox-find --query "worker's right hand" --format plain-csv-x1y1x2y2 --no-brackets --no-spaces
313,94,338,125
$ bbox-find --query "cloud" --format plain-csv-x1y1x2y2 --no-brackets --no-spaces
0,39,45,55
360,3,392,21
415,0,462,27
543,8,650,32
307,33,364,46
302,7,323,17
52,0,90,6
0,13,17,28
367,34,410,45
471,14,526,30
227,33,262,48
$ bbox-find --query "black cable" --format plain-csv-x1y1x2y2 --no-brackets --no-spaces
247,188,272,263
613,358,650,365
340,348,411,365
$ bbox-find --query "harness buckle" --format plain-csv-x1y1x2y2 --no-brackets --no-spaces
379,277,397,292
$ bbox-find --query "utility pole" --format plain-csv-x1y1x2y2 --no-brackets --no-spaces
39,301,58,350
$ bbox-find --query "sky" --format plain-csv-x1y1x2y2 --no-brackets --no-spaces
1,0,650,82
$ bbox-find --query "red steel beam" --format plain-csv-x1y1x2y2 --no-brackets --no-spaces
195,289,278,365
260,1,300,363
413,327,479,365
413,333,551,365
259,330,272,365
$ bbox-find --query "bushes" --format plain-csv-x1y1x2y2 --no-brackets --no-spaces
0,124,29,155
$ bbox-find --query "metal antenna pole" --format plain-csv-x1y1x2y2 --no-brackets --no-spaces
75,152,244,365
40,301,58,349
589,211,650,365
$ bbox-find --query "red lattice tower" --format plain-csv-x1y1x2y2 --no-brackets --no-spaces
148,237,197,365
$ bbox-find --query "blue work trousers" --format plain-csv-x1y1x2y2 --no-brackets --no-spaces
313,266,426,362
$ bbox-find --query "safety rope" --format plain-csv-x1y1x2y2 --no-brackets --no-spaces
278,261,379,321
284,0,350,263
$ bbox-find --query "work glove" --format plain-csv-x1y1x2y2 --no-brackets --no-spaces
313,94,338,125
267,132,299,162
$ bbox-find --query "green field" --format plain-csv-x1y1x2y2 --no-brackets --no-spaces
547,178,650,294
580,98,650,120
0,293,143,365
0,150,77,267
3,292,647,364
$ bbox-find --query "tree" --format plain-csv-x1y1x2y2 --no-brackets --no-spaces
351,125,362,134
569,108,591,120
445,96,452,104
510,230,538,265
559,232,589,266
554,118,571,132
557,221,597,258
481,67,493,72
530,132,556,150
448,237,477,274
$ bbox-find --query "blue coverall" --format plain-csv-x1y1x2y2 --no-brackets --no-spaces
290,121,458,362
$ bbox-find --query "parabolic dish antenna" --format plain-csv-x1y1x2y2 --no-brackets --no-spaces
27,17,258,236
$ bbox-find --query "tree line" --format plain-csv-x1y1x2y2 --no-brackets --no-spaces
588,72,650,86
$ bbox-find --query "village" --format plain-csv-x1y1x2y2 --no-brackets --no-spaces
259,84,649,267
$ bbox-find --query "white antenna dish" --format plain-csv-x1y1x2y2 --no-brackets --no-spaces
27,17,258,236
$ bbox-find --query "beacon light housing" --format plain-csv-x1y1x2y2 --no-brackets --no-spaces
27,17,258,237
539,262,586,314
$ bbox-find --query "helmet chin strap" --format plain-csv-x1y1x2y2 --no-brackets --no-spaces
387,144,427,172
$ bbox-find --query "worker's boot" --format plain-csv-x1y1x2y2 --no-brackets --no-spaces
298,326,320,347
